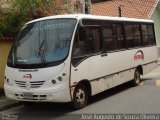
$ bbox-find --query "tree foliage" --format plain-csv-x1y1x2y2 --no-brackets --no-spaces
9,0,68,20
0,0,86,37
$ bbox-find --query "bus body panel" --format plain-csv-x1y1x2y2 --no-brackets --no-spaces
70,46,158,96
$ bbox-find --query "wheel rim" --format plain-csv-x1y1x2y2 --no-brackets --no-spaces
75,88,85,105
135,71,140,84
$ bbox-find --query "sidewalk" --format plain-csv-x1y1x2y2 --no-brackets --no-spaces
0,88,21,112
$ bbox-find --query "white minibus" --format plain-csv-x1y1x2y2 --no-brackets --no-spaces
4,14,158,109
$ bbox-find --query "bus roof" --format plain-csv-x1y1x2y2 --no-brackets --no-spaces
26,14,154,24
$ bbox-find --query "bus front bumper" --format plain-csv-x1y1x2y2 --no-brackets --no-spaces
4,84,71,103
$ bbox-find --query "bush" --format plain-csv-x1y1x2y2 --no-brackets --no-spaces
0,12,22,37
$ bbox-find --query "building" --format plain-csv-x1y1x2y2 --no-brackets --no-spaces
92,0,160,47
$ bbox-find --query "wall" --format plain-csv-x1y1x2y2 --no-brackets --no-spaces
0,40,13,89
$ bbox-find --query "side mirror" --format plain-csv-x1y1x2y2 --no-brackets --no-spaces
79,27,86,41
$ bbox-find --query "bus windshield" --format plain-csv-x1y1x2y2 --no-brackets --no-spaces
8,19,77,68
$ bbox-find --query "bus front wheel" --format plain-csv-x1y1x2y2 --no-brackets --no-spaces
72,83,88,109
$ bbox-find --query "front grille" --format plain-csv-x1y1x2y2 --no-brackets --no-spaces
15,81,45,89
15,81,26,88
30,81,45,88
15,94,47,100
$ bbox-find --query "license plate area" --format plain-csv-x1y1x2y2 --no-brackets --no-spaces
22,92,33,99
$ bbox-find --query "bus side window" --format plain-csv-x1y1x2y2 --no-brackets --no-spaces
102,23,125,52
72,27,101,65
113,24,125,50
142,24,155,46
103,27,115,52
73,27,100,57
85,28,100,54
125,24,135,48
125,24,142,48
72,31,84,57
133,25,141,47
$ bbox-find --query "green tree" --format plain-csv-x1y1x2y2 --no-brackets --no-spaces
9,0,70,20
0,0,69,37
0,0,85,37
0,12,22,37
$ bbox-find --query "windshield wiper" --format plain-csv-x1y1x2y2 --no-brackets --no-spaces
38,40,45,63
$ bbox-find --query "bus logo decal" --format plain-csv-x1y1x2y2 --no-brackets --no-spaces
134,50,144,60
23,74,32,79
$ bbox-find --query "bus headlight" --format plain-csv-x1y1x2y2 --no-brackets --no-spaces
5,77,14,86
57,76,63,81
52,80,56,84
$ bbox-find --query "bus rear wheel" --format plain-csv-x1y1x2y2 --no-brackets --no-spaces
133,69,141,86
72,83,88,109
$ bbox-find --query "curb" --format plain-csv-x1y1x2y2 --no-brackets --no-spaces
0,88,21,111
0,102,21,112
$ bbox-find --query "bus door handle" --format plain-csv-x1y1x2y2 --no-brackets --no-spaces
74,69,78,71
101,53,108,57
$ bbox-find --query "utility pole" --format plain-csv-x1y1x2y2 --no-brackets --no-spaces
69,0,91,14
119,5,124,17
85,0,91,14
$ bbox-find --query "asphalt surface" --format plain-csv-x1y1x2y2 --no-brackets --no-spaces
1,65,160,120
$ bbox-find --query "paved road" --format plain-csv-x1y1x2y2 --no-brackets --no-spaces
1,65,160,120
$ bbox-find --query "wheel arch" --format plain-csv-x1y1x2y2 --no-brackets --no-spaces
71,79,91,109
136,65,143,75
76,79,92,97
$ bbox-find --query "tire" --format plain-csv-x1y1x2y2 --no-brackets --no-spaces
72,83,89,109
132,69,141,86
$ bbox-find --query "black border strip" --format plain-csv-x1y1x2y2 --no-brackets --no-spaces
70,60,157,88
143,60,157,66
